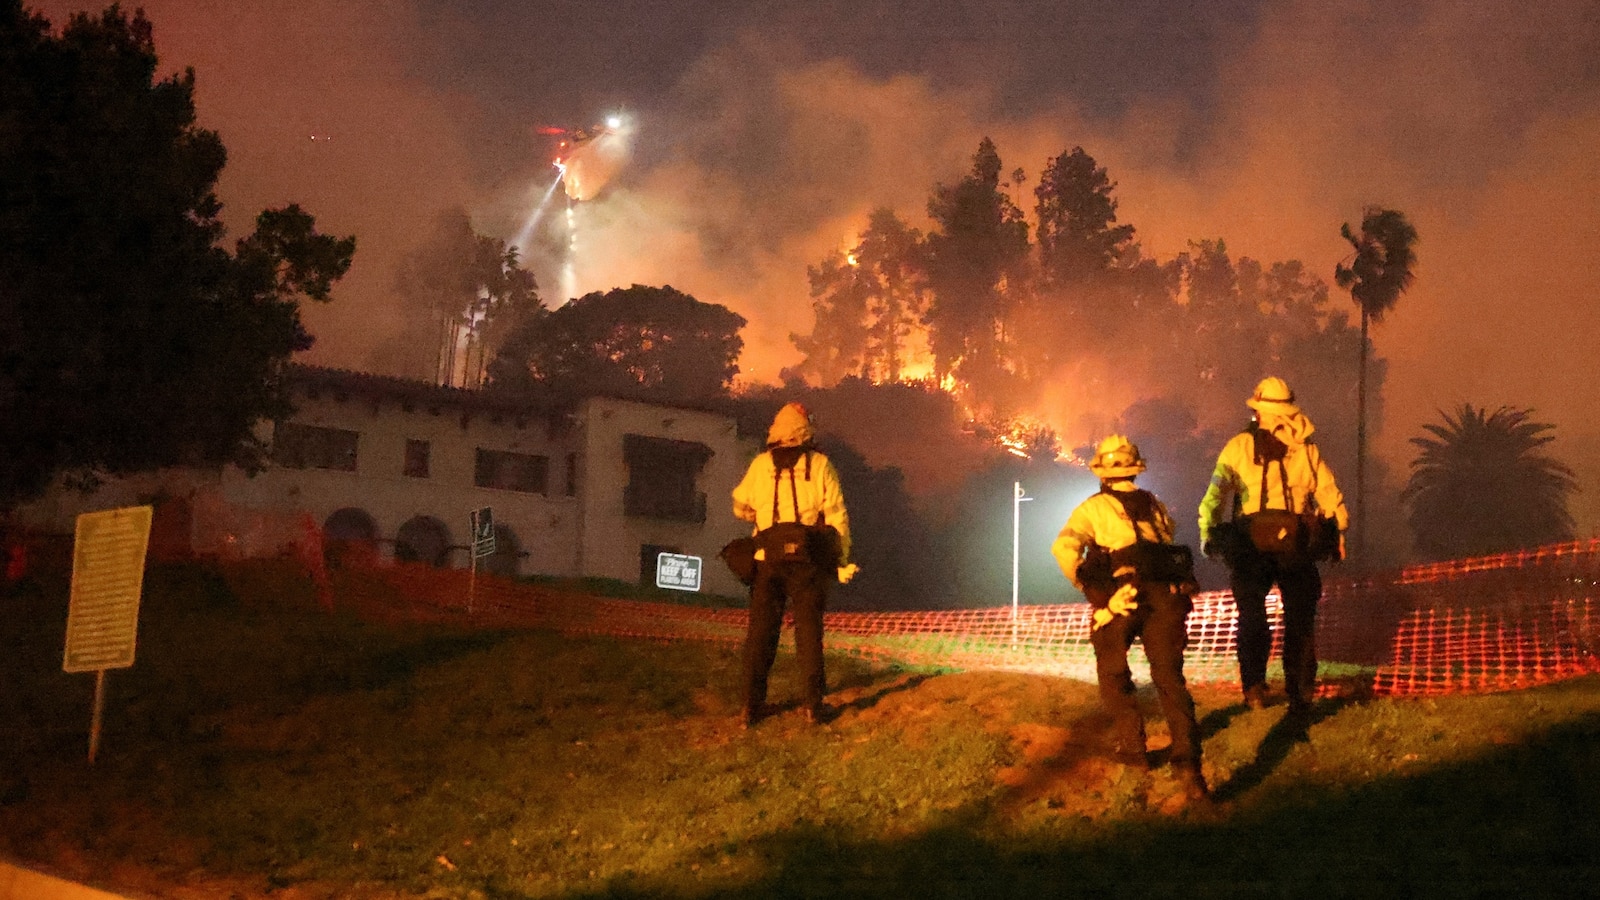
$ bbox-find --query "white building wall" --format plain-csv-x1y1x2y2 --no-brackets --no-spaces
576,397,757,597
219,386,581,574
10,370,757,598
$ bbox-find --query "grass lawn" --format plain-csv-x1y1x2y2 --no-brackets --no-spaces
2,561,1598,898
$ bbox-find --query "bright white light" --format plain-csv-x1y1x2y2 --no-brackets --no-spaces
605,115,623,130
509,170,564,258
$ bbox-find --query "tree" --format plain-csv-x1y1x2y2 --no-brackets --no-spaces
1176,239,1267,419
1335,207,1418,554
1024,146,1144,360
790,207,927,386
923,138,1030,401
1402,405,1576,560
385,208,540,386
854,208,927,383
0,4,354,509
1158,243,1370,495
791,248,871,386
1034,147,1135,288
486,284,744,407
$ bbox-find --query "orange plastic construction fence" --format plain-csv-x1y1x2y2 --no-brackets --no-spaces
295,538,1600,699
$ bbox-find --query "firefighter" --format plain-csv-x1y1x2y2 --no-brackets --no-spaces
1198,377,1349,714
731,402,853,728
1052,435,1208,801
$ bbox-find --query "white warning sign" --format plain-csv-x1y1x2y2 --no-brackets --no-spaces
655,552,702,592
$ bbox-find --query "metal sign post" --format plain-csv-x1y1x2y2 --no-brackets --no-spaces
63,505,153,764
468,507,495,614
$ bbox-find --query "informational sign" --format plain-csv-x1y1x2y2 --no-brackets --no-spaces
655,552,702,592
470,506,496,559
63,505,153,674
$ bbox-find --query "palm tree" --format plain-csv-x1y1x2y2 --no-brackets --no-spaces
1403,405,1577,560
1334,207,1418,556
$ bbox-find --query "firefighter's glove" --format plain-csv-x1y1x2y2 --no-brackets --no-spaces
1091,583,1140,632
837,562,860,584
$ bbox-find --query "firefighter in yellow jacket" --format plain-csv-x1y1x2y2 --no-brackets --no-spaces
731,402,853,727
1052,435,1207,799
1198,377,1349,714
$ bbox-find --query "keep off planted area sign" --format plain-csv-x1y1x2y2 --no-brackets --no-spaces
655,552,702,592
63,505,152,674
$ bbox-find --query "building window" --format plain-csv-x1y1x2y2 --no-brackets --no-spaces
565,452,578,497
272,422,359,472
475,448,549,494
622,434,711,523
404,439,431,478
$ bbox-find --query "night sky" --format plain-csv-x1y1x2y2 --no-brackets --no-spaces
27,0,1600,530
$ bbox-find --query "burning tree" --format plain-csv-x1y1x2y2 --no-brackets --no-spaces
791,208,928,386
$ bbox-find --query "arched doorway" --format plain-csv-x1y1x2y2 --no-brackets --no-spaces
484,524,523,578
323,508,379,568
395,516,452,568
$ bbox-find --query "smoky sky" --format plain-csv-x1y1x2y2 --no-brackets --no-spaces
24,0,1600,530
404,0,1261,174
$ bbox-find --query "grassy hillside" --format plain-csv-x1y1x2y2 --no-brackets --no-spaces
2,561,1598,898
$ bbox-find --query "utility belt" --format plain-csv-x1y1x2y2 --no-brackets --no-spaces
722,449,845,586
754,521,842,569
1221,427,1339,563
1214,511,1339,562
1080,541,1199,600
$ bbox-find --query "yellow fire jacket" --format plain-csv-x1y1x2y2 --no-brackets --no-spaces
731,449,851,563
1051,483,1175,589
1197,414,1349,544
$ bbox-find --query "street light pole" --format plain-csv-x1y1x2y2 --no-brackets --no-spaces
1012,481,1032,620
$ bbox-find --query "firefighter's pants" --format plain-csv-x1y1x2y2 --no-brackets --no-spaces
743,559,829,714
1087,583,1201,767
1229,550,1323,705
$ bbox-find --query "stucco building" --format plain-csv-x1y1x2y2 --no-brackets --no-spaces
13,365,756,597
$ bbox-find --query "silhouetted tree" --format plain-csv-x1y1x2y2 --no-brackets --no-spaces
1169,243,1370,448
1177,240,1267,418
1335,207,1418,553
792,208,929,386
1403,405,1576,560
1015,146,1158,379
854,209,928,382
791,247,872,386
924,138,1030,402
0,5,354,509
487,284,744,407
383,208,541,386
1034,147,1136,288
